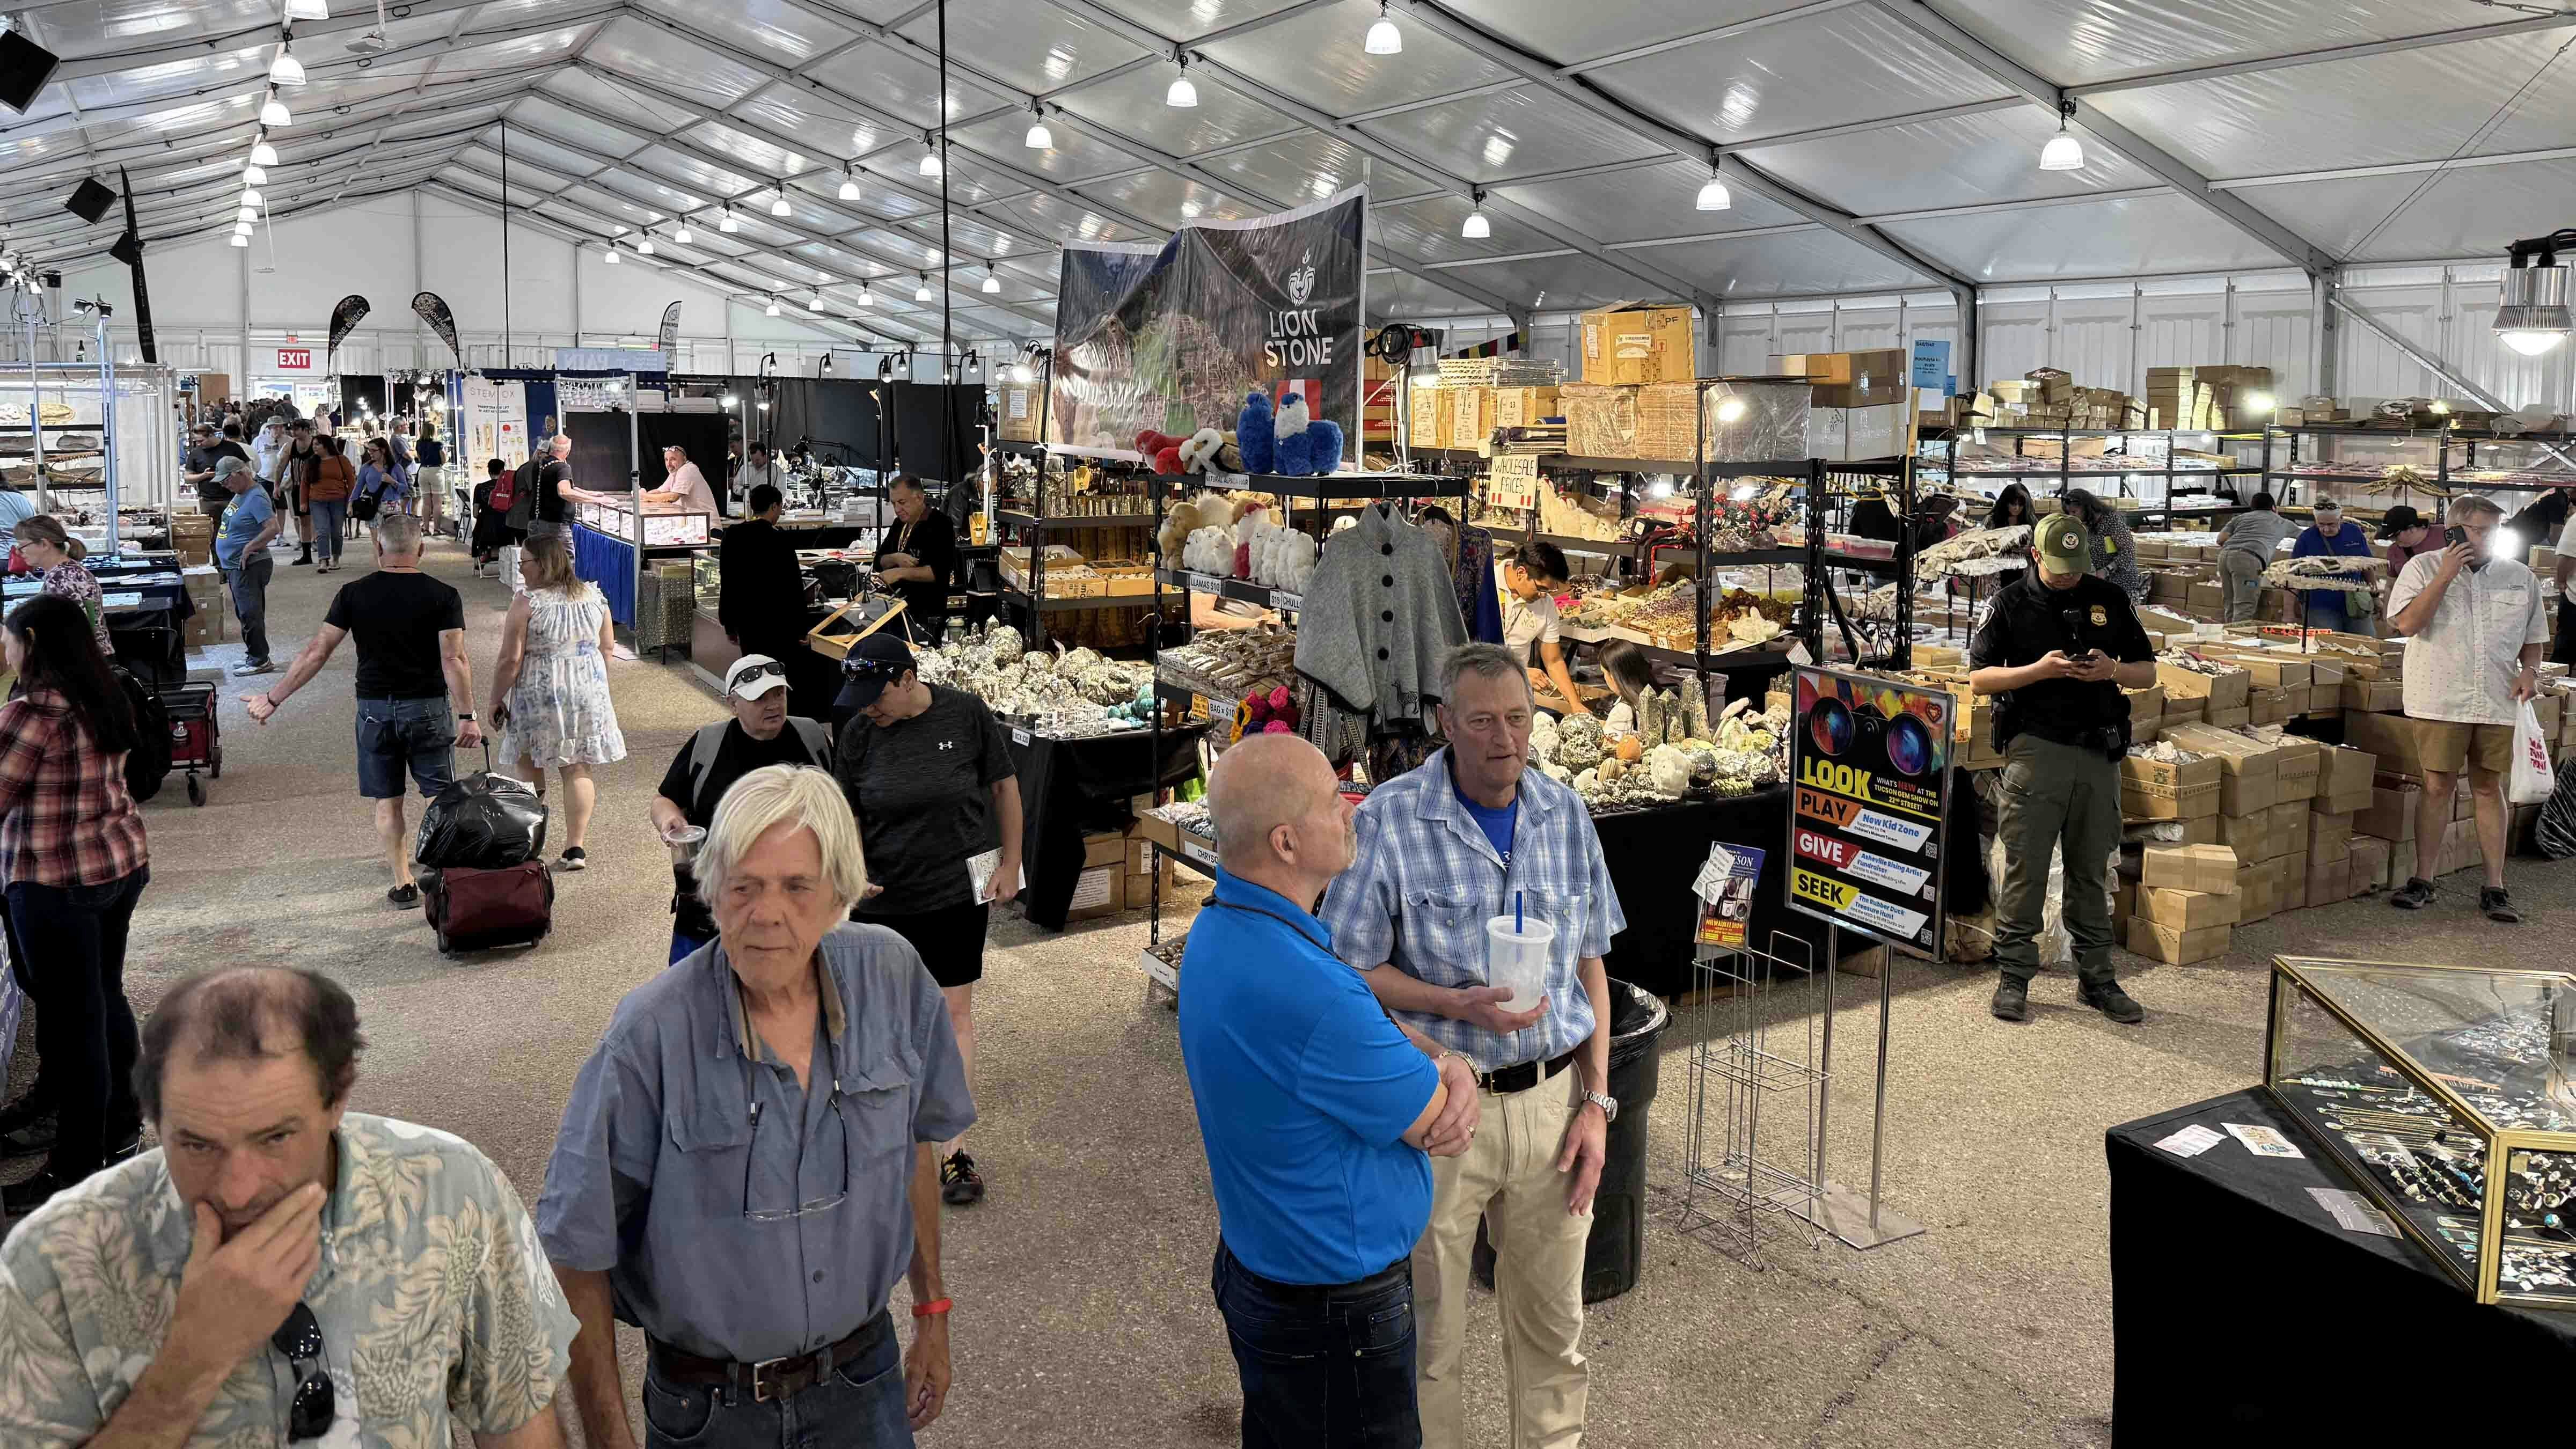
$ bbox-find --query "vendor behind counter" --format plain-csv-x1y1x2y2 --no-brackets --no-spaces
876,474,957,647
719,483,836,720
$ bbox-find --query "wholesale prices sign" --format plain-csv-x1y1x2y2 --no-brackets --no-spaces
1785,667,1949,955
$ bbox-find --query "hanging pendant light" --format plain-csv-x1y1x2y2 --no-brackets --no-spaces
1364,1,1402,55
1024,102,1052,150
2038,100,2084,171
237,205,259,222
269,42,304,86
233,220,253,237
260,93,292,128
856,280,876,306
243,164,268,186
636,232,655,256
1695,162,1731,211
765,296,781,317
1166,55,1197,108
284,0,327,18
603,245,619,265
838,163,860,201
231,232,252,247
769,192,791,217
250,140,279,167
982,264,1000,294
719,207,738,233
1460,188,1490,239
811,289,827,311
914,273,934,302
672,221,693,245
919,135,943,178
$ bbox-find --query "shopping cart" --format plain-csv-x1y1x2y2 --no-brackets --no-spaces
160,682,222,807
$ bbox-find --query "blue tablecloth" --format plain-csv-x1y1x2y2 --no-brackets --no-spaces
572,523,635,627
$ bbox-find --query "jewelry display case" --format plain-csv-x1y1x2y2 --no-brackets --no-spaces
576,498,712,547
2265,956,2576,1306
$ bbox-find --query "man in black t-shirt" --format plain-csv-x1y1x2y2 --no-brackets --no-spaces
1968,514,2159,1026
720,484,830,720
648,654,833,962
511,434,582,541
182,422,251,513
241,514,484,909
875,474,957,647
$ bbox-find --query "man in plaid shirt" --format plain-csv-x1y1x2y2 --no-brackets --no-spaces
1319,642,1624,1449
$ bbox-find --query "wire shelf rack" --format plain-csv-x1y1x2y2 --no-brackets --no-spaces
1677,932,1833,1263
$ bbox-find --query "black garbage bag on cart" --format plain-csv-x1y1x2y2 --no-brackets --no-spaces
414,767,549,870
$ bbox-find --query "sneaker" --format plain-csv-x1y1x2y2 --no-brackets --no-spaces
940,1151,986,1205
557,847,587,872
2391,877,2435,910
387,883,421,908
229,659,276,677
1990,979,2029,1022
2080,981,2146,1025
2481,887,2522,924
291,553,311,567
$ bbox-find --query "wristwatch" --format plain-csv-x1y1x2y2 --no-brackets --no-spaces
1581,1089,1619,1123
455,712,475,722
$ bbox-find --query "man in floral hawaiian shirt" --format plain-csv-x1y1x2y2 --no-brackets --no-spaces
0,967,577,1448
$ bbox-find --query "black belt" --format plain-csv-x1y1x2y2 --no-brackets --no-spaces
649,1312,890,1404
1219,1241,1409,1303
1475,1049,1576,1095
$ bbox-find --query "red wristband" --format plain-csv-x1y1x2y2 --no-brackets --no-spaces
910,1298,952,1318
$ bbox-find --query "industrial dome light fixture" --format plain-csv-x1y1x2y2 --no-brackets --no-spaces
243,164,267,186
919,133,943,178
838,163,860,201
239,188,263,208
269,41,304,86
720,391,738,408
1364,1,1402,55
769,191,791,217
719,207,738,233
2494,230,2575,357
1024,101,1052,151
811,288,827,311
284,0,327,19
231,231,251,248
2038,98,2084,172
603,244,619,264
636,231,655,255
237,204,259,222
1460,188,1490,239
914,272,935,302
1695,160,1731,211
260,92,292,128
982,264,1000,294
250,140,279,167
672,220,693,244
765,295,781,316
1166,53,1198,108
856,279,876,306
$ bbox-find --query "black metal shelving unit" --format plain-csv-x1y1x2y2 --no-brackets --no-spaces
2257,423,2576,521
1919,425,2265,529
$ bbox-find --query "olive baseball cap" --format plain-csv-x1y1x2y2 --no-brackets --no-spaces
2035,514,2090,578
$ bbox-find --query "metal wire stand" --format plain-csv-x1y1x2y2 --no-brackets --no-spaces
1676,931,1830,1263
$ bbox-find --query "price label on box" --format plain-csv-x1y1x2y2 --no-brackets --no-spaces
1485,455,1540,511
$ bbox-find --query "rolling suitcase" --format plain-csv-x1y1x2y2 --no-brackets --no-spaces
421,861,555,955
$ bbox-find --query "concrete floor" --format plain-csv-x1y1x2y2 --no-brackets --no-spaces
8,535,2572,1448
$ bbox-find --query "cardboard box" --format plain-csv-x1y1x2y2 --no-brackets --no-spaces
2342,711,2442,780
1841,402,1908,461
2342,678,2404,712
1560,384,1638,458
2126,917,2233,965
2213,810,2278,863
1492,386,1561,429
997,380,1044,441
2207,705,2252,730
1774,353,1855,386
2274,737,2322,802
1580,304,1694,386
2143,885,2242,931
2248,687,2289,726
2235,861,2279,922
2162,697,2205,729
2164,723,2280,815
2268,799,2312,860
2186,581,2227,618
2158,663,2251,712
2319,744,2376,797
1408,382,1451,448
2302,857,2347,908
2438,816,2484,877
2348,836,2392,892
2121,753,2222,819
2141,842,2238,894
2355,782,2420,843
2310,810,2354,863
1811,350,1910,408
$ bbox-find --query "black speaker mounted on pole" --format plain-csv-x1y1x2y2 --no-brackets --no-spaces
0,28,61,116
64,177,114,224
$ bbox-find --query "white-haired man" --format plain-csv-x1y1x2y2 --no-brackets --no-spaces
540,765,971,1449
1320,642,1627,1449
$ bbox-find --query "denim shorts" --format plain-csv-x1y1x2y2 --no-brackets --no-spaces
355,696,456,800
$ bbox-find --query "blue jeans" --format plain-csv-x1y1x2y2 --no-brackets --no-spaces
9,867,148,1182
310,498,347,562
1212,1242,1421,1449
355,697,456,799
640,1312,912,1449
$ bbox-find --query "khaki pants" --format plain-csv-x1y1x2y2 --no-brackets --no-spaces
1416,1069,1590,1449
2219,547,2265,621
1994,733,2123,987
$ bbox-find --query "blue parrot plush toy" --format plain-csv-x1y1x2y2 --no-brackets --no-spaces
1236,389,1276,474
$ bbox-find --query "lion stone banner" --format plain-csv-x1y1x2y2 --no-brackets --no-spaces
1050,186,1365,463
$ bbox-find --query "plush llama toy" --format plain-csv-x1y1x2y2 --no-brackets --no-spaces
1235,390,1276,474
1268,392,1347,477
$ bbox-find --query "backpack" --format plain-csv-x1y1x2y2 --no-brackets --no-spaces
116,668,172,803
684,718,830,817
488,462,520,516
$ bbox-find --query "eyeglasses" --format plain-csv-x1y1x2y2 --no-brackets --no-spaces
741,1074,853,1222
270,1301,335,1441
842,655,904,680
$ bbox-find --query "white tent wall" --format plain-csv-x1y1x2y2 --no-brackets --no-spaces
0,193,996,379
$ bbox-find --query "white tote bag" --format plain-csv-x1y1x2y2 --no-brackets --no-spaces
2508,700,2558,806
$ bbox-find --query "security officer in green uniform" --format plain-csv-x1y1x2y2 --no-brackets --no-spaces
1970,513,2160,1024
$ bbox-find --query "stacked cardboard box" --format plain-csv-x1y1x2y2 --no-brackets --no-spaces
170,512,215,567
181,565,228,649
1582,304,1695,386
2131,844,2238,963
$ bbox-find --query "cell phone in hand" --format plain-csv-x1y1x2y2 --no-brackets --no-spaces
2446,524,2469,548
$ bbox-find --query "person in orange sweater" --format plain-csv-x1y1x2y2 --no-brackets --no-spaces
305,434,358,574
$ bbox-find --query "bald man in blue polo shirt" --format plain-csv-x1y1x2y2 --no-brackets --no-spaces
1181,733,1481,1448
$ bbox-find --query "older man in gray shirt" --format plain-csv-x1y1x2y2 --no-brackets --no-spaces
538,765,972,1449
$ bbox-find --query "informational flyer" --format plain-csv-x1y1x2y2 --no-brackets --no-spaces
1785,667,1949,954
1693,842,1767,951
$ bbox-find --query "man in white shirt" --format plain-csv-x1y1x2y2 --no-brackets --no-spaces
734,441,788,508
645,444,720,516
2384,495,2550,921
1497,540,1583,713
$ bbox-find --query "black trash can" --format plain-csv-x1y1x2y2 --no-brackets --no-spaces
1471,979,1672,1304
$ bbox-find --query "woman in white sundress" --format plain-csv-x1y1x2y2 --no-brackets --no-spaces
487,536,626,870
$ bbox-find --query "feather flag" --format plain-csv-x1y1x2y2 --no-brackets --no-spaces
411,292,462,366
325,295,371,376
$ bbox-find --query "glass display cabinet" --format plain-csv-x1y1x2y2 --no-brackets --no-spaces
576,498,712,547
2265,956,2576,1306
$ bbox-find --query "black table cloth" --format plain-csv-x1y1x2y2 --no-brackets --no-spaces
1008,723,1207,931
1595,787,1831,997
2108,1087,2576,1443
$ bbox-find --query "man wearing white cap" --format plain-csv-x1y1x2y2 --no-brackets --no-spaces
647,654,833,963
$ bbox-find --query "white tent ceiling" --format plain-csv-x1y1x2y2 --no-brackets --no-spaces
4,0,2572,350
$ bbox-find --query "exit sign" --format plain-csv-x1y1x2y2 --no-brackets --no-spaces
278,348,312,370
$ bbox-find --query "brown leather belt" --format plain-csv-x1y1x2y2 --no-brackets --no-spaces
649,1311,889,1404
1476,1048,1576,1095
